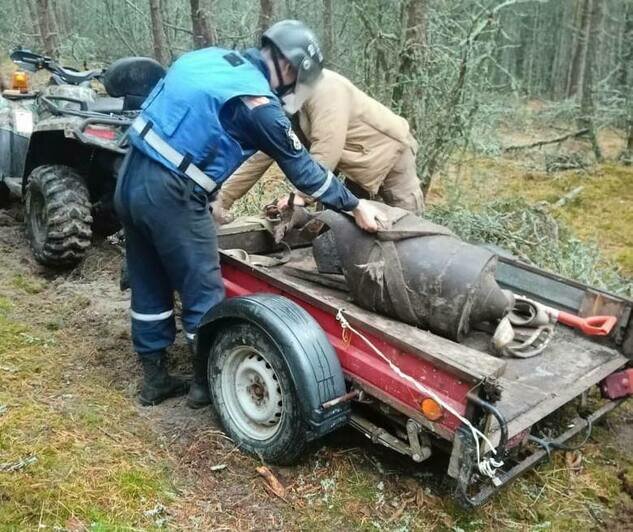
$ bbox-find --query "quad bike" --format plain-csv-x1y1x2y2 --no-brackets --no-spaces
0,49,165,267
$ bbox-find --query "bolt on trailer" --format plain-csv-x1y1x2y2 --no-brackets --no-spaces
191,218,633,506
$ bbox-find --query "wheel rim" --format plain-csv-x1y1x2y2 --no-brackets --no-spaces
29,188,47,246
221,346,284,441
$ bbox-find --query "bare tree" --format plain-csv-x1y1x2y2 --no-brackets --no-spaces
257,0,275,42
149,0,170,64
34,0,60,57
190,0,217,49
392,0,428,126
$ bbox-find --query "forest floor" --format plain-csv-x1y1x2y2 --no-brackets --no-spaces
1,98,632,530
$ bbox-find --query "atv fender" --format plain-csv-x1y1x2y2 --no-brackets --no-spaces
197,293,350,440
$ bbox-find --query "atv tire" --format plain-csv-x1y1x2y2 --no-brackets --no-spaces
25,165,93,268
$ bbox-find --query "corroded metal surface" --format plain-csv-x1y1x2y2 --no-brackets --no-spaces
314,203,512,342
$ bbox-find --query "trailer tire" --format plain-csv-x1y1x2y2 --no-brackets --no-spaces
25,165,93,268
208,320,309,465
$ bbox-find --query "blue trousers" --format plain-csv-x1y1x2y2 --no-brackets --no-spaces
114,148,225,357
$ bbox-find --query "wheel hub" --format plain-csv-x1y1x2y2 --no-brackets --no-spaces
222,347,285,440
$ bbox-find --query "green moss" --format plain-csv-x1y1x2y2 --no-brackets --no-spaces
0,297,12,315
0,310,174,530
434,159,633,276
11,274,46,295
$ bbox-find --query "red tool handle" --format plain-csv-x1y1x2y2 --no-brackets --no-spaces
556,311,618,336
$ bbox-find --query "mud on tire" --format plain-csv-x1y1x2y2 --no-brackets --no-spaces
25,165,93,268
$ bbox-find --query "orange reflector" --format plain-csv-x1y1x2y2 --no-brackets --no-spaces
11,70,29,92
420,398,443,421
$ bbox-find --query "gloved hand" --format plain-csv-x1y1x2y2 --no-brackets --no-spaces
351,199,387,233
210,198,235,225
277,194,306,209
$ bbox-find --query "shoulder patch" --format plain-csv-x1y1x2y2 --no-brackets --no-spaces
287,127,302,151
242,96,271,109
223,52,245,67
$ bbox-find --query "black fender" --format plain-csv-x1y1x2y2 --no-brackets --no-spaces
197,293,350,440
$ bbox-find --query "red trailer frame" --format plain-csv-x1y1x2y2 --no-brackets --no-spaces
215,224,632,506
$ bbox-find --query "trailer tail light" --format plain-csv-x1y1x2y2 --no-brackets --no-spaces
11,70,29,92
600,369,633,399
84,126,117,141
420,398,443,421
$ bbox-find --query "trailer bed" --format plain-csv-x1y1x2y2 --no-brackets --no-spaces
220,241,628,443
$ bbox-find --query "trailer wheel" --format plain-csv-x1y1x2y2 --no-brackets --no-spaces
25,165,93,268
208,321,308,465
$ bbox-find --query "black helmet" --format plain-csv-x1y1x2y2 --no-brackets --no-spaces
261,19,324,95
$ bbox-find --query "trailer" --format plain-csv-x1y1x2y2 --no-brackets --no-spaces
195,218,633,507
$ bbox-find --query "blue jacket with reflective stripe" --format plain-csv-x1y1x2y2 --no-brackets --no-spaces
129,47,275,183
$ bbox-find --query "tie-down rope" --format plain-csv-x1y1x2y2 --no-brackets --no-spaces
335,308,504,479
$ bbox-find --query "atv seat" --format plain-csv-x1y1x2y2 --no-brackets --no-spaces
102,57,166,111
87,97,124,114
56,66,103,85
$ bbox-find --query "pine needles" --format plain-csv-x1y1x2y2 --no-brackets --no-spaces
427,197,631,297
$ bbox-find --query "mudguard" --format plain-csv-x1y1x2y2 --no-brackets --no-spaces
197,293,350,440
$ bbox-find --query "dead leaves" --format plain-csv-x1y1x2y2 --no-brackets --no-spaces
565,451,583,474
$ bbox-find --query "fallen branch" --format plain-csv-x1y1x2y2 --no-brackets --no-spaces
256,466,286,499
504,128,589,152
550,186,584,209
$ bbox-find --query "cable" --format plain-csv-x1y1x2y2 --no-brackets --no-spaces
335,309,504,479
528,417,593,455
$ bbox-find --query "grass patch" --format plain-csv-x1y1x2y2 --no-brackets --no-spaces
0,299,176,529
11,273,46,295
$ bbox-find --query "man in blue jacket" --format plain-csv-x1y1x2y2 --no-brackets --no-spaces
114,20,383,407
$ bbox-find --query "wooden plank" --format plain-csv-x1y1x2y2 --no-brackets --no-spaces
476,325,629,443
217,220,312,254
489,356,626,445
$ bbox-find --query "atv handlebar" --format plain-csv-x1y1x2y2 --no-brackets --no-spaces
10,48,103,86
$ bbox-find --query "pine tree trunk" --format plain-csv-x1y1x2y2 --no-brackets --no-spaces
620,1,633,164
257,0,274,42
190,0,217,49
149,0,169,65
567,0,591,98
577,0,603,162
392,0,428,119
35,0,59,57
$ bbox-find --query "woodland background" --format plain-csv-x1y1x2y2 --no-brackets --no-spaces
0,1,632,530
1,0,632,188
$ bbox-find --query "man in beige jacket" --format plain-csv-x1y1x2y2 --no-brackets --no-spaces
214,69,424,220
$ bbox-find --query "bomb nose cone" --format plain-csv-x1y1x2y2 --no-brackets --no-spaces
469,277,515,327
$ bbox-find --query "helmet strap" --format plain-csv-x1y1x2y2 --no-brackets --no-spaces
270,44,295,97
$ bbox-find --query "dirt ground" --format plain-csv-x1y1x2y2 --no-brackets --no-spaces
0,196,632,530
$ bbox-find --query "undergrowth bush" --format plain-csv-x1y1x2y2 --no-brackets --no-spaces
427,197,631,297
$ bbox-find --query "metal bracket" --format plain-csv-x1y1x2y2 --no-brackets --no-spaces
406,419,432,463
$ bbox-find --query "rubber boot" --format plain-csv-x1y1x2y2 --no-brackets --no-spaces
138,353,188,406
186,340,212,409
